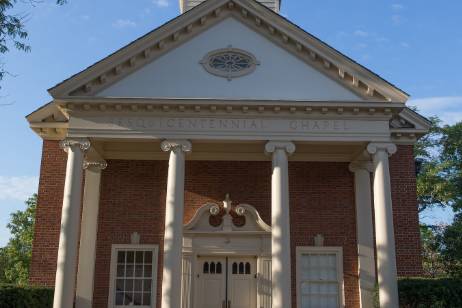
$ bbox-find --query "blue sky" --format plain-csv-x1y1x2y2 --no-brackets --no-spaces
0,0,461,246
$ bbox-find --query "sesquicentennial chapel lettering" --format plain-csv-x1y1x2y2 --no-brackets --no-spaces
108,117,349,132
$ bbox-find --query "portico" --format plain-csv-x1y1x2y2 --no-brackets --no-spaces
27,92,428,308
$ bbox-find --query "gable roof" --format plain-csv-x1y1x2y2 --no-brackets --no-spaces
48,0,409,103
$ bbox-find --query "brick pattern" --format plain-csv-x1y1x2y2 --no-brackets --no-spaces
29,140,67,286
391,145,423,276
92,160,168,308
289,162,359,308
29,144,422,308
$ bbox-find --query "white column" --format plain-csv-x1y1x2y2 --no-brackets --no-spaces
265,141,295,308
349,161,376,308
53,139,90,308
367,143,399,308
75,160,107,308
160,140,192,308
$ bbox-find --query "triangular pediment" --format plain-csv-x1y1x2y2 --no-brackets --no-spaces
48,0,408,103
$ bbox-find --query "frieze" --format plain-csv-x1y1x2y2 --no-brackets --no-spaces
106,117,350,132
68,115,390,140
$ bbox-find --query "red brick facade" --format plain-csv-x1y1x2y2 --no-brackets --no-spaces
30,142,422,308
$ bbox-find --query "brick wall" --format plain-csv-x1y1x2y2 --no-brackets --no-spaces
289,162,359,308
29,140,67,286
391,145,423,276
29,143,422,308
92,160,168,308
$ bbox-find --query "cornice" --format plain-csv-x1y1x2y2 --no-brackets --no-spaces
55,99,403,119
47,0,408,102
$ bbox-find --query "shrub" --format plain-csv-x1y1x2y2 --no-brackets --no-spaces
398,278,462,308
374,278,462,307
0,284,53,308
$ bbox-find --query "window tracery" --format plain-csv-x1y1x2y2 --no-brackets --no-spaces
200,47,260,80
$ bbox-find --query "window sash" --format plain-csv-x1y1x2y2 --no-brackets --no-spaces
296,247,343,308
109,245,158,308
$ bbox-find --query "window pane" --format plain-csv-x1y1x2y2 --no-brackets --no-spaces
245,262,251,274
117,265,125,277
144,251,152,264
124,292,133,305
125,279,134,292
116,279,125,292
126,265,134,278
210,262,216,274
116,292,124,305
127,251,134,264
136,251,144,263
216,262,222,274
232,262,237,274
135,265,144,277
134,279,143,292
143,292,151,305
117,251,126,263
144,265,152,277
203,262,209,274
239,262,244,274
133,292,142,305
144,279,152,292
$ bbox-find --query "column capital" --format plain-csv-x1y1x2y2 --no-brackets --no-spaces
59,138,91,152
349,161,374,173
160,140,192,153
83,160,108,171
366,143,397,156
265,141,296,155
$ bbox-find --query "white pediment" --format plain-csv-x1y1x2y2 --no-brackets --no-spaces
184,195,271,234
97,18,361,101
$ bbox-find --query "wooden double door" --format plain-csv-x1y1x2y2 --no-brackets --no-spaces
195,256,257,308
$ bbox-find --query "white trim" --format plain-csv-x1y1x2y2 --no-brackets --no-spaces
107,244,159,308
296,246,345,308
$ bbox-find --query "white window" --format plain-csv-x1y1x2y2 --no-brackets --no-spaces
108,244,159,308
296,247,344,308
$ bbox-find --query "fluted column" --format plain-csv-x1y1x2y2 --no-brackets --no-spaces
160,140,192,308
265,141,295,308
367,143,399,308
53,139,90,308
75,160,107,308
349,161,375,308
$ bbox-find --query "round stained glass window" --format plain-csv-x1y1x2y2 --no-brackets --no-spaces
200,47,260,80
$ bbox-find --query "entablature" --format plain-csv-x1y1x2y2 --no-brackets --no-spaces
26,98,430,144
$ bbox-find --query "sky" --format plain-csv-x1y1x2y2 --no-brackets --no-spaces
0,0,461,246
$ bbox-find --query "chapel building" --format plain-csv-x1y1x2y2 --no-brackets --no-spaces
27,0,430,307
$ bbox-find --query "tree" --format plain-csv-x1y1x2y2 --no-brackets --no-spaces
420,224,446,278
415,119,462,213
0,0,66,88
416,119,462,277
440,213,462,277
0,194,37,285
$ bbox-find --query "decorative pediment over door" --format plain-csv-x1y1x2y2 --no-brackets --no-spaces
184,194,270,233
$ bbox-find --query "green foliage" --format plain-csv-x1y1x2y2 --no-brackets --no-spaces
0,284,53,308
398,278,462,308
415,119,462,212
0,194,37,285
439,213,462,277
420,224,446,278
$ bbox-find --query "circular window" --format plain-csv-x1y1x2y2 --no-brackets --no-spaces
200,47,260,80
